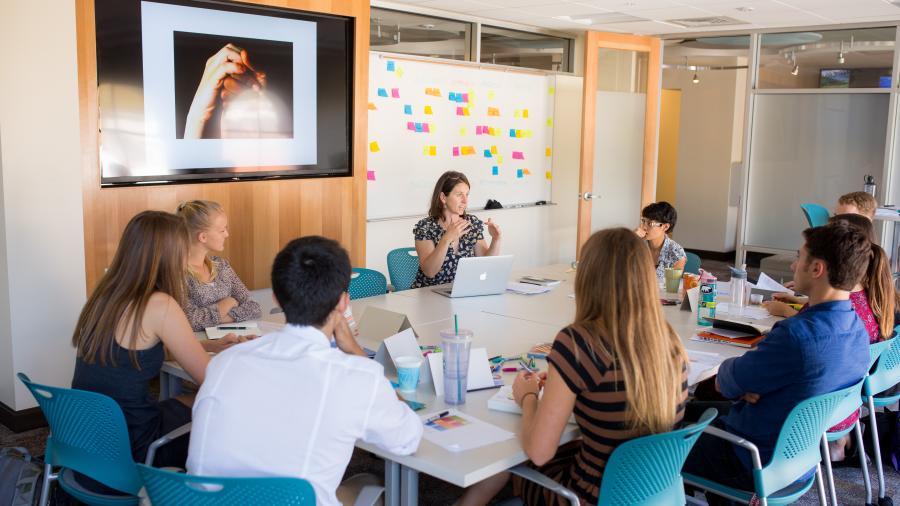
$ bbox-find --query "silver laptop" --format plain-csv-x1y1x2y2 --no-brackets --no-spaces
432,255,514,298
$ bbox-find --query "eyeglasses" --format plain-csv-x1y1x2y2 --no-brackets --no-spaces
640,218,665,228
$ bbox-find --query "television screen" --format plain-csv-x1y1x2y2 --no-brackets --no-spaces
880,75,892,88
95,0,354,186
819,69,850,88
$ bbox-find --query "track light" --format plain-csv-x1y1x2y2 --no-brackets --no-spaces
692,73,700,84
791,64,799,76
838,40,845,64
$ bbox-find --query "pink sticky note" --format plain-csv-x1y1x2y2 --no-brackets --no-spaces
367,170,376,181
452,147,460,157
476,126,484,135
462,93,469,102
512,151,524,160
456,106,465,116
407,122,415,131
391,88,400,98
422,123,430,133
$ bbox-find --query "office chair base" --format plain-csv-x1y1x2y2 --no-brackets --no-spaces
879,497,893,506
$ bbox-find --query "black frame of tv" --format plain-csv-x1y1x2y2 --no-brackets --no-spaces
94,0,355,187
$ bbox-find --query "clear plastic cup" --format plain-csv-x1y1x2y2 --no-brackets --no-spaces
665,268,683,294
441,329,473,405
395,356,423,393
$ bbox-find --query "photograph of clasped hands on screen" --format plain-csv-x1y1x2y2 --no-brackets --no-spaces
174,33,294,140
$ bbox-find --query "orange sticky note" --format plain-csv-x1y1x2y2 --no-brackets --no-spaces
368,102,377,110
546,171,552,180
490,145,498,154
369,141,380,152
523,169,532,175
424,105,433,115
426,88,442,97
546,148,552,157
488,107,500,117
462,146,475,155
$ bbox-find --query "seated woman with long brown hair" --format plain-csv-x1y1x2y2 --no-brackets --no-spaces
71,211,245,490
458,228,688,505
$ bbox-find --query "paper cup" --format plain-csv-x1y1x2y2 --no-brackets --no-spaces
395,356,423,393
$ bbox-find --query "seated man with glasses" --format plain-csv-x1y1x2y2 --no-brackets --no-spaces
634,201,686,281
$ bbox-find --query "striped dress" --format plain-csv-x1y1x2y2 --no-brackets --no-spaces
514,325,688,505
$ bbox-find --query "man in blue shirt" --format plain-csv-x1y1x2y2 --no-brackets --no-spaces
683,221,872,504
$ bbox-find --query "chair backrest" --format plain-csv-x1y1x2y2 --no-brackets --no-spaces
800,203,830,228
684,252,701,275
758,378,864,496
865,331,900,396
137,464,316,506
386,248,420,292
349,268,388,300
597,409,717,506
17,373,143,495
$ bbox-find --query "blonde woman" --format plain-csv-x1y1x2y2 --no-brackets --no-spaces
176,201,261,331
459,228,688,505
72,211,243,489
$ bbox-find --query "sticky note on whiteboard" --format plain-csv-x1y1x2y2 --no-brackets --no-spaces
407,122,415,131
453,146,460,157
377,88,388,98
423,123,431,133
391,88,400,98
546,148,552,157
368,102,377,110
424,105,433,115
404,104,412,115
369,141,380,152
492,166,499,176
387,61,395,71
488,107,500,117
367,170,376,181
512,151,524,160
516,169,523,178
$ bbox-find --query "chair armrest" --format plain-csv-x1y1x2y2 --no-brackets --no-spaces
145,422,192,466
508,464,580,506
353,485,384,506
702,426,764,471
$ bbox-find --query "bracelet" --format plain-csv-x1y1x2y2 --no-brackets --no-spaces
519,392,539,405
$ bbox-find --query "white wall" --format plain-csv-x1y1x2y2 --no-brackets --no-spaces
664,63,746,252
0,1,86,410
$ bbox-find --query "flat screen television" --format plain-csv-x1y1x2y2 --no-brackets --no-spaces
819,69,850,88
95,0,354,186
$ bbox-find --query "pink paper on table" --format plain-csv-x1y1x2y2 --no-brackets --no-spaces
391,88,400,98
367,170,376,181
512,151,524,160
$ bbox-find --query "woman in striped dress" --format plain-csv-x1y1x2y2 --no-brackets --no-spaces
458,228,688,505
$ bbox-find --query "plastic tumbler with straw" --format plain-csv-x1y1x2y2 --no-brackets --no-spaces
442,315,473,405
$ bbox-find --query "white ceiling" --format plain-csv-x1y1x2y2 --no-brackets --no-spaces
378,0,900,35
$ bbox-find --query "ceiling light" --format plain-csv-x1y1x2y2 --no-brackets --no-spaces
838,40,845,64
736,6,754,12
692,73,700,84
420,24,435,30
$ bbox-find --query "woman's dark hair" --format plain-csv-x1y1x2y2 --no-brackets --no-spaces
428,171,470,220
271,236,351,327
829,213,896,339
641,201,678,233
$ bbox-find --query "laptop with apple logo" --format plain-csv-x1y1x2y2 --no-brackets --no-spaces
432,255,514,298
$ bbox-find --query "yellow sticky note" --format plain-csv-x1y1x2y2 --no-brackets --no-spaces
423,146,429,155
424,105,433,115
369,141,380,152
546,171,552,180
498,156,504,164
396,68,404,78
488,90,496,100
459,127,466,136
514,110,521,118
490,145,497,154
547,118,553,127
368,102,377,110
430,146,437,156
546,148,552,157
525,130,533,138
515,130,522,138
464,108,471,117
523,109,529,118
549,87,555,95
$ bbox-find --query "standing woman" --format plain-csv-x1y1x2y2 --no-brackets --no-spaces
411,171,502,288
634,201,687,281
72,211,242,485
176,200,261,331
458,228,689,505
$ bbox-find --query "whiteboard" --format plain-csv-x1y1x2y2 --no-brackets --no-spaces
366,52,555,220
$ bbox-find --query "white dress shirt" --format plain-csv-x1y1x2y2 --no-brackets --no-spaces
187,324,423,505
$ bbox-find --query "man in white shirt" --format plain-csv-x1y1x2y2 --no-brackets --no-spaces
187,236,423,505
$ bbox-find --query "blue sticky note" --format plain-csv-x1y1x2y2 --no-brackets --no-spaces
492,166,499,176
509,128,516,137
448,92,457,102
377,88,388,98
404,104,412,115
415,123,423,132
387,61,396,71
483,149,492,158
517,169,523,178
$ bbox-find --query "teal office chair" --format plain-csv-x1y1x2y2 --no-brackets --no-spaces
17,373,189,506
349,268,388,300
507,408,718,506
136,465,316,506
819,338,893,506
386,248,420,292
684,379,864,506
684,252,701,275
800,203,830,228
861,332,900,506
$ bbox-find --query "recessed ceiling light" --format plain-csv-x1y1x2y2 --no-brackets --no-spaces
420,24,435,29
736,6,754,12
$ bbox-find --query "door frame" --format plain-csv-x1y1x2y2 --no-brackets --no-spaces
577,31,662,257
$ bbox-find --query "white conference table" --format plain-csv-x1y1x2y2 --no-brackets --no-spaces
160,263,778,505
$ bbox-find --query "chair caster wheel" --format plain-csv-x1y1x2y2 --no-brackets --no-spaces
878,497,893,506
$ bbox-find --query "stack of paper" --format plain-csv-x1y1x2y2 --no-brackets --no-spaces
507,282,552,295
421,410,515,452
687,350,722,386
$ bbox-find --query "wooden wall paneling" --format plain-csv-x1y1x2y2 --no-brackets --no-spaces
76,0,370,292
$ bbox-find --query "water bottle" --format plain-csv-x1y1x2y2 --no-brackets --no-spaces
729,265,747,313
864,175,876,196
697,269,717,326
